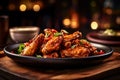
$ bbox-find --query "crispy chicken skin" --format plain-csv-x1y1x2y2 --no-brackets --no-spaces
62,31,82,48
43,52,59,58
63,31,82,42
43,28,58,43
41,36,63,54
44,28,57,35
61,39,97,58
21,34,44,56
61,46,90,58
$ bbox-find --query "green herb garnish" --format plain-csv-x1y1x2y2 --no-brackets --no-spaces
45,33,50,38
54,32,62,37
80,39,89,45
36,55,42,58
17,44,25,54
71,44,77,49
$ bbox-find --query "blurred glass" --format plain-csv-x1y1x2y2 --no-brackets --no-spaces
0,15,9,49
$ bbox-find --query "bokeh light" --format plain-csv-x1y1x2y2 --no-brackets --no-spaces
71,20,78,29
91,21,98,30
33,4,40,12
19,4,27,11
116,17,120,24
63,18,71,27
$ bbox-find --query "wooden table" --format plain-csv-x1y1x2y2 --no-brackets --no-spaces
0,52,120,80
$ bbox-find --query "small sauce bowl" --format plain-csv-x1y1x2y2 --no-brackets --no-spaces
9,26,40,43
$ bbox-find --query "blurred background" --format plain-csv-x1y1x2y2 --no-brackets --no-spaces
0,0,120,37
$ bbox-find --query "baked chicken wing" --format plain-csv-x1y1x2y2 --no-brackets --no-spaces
63,31,82,42
43,52,59,58
61,46,90,58
21,33,44,56
44,28,58,43
41,36,63,54
62,31,82,48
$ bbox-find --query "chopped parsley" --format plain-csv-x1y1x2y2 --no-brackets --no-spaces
71,44,77,49
36,55,42,58
54,32,62,37
17,44,25,54
45,33,50,38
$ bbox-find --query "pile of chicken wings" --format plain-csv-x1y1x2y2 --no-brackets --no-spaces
20,28,104,58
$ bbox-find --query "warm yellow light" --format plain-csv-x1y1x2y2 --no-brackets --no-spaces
19,4,27,11
71,21,78,28
116,17,120,24
70,12,79,29
91,21,98,30
63,18,71,27
33,4,40,12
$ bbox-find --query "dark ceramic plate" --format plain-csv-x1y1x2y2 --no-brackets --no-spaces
91,31,120,41
4,43,113,68
86,32,120,46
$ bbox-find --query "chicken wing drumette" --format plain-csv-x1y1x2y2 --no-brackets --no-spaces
61,46,90,58
41,36,63,55
61,39,99,58
62,31,82,48
43,28,58,43
60,32,91,58
21,33,44,56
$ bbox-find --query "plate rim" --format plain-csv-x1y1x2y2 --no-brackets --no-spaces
86,32,120,45
4,43,113,60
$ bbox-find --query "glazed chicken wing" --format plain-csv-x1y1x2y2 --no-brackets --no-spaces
63,31,82,42
61,46,90,58
43,52,59,58
44,28,58,43
21,33,44,56
41,36,63,54
62,31,82,48
44,28,57,35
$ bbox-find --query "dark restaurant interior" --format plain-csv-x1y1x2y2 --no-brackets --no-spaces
0,0,119,47
0,0,120,39
1,0,119,30
0,0,120,80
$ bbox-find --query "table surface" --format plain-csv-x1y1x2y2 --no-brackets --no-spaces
0,52,120,80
